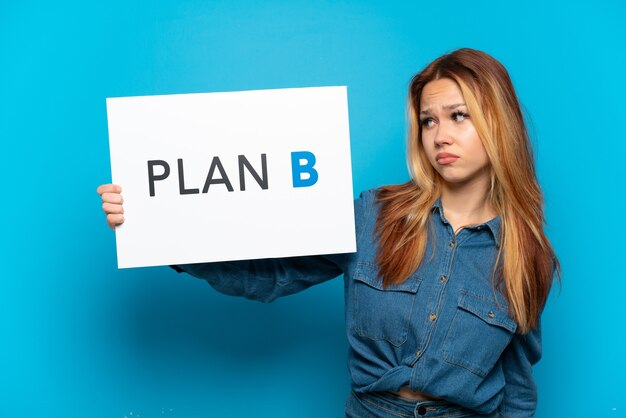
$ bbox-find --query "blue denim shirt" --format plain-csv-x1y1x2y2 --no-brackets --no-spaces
172,188,543,417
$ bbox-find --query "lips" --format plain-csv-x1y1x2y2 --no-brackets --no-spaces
436,152,459,165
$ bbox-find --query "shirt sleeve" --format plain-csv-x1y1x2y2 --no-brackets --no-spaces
499,317,542,417
168,190,372,303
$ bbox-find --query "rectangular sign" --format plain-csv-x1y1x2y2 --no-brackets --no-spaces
106,86,355,268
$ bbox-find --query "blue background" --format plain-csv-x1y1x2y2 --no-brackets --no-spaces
1,1,625,417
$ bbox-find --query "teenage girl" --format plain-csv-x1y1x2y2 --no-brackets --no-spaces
97,48,559,417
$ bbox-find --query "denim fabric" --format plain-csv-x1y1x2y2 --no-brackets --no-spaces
172,188,545,417
345,390,500,418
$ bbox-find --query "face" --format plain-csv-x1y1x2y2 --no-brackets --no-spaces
419,77,491,188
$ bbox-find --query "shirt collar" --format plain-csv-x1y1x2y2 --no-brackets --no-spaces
430,196,501,247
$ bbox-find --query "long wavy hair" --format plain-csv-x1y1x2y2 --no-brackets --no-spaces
375,48,560,333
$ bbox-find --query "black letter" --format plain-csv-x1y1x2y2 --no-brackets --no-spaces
147,160,170,197
202,156,234,192
178,158,199,195
238,154,268,191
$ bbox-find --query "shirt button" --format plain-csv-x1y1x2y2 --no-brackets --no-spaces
449,241,456,248
440,275,447,283
429,313,437,321
418,405,427,415
488,311,495,318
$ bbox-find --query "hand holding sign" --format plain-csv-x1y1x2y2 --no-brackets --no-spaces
97,184,125,229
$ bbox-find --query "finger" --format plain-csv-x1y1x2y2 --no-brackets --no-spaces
106,213,125,228
101,192,124,205
102,202,124,214
97,184,122,195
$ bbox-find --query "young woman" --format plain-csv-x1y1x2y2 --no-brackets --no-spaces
97,48,560,417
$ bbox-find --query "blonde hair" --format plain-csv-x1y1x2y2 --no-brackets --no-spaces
375,48,560,333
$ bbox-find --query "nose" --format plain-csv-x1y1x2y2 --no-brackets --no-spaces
433,124,453,147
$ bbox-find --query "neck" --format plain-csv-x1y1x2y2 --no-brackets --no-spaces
439,173,497,227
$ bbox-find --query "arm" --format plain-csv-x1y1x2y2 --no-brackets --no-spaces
170,190,372,303
499,315,542,417
97,182,371,302
171,253,347,303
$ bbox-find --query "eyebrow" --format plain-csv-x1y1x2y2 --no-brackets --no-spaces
420,103,467,116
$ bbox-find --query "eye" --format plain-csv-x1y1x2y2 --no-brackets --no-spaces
452,111,469,122
420,117,434,128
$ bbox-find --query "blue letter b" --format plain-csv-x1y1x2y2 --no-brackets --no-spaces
291,151,318,188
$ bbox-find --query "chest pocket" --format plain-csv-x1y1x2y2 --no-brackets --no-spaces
441,290,517,377
352,263,421,347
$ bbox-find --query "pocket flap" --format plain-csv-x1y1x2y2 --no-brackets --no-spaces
458,291,517,333
354,263,420,293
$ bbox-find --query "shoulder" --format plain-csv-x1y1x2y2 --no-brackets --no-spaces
354,187,384,218
354,182,429,214
356,187,380,204
351,188,383,242
356,181,421,210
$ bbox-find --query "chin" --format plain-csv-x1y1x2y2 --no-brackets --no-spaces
436,171,473,185
439,171,486,187
441,177,468,185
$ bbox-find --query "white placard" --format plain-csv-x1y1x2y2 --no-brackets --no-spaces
106,86,355,268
